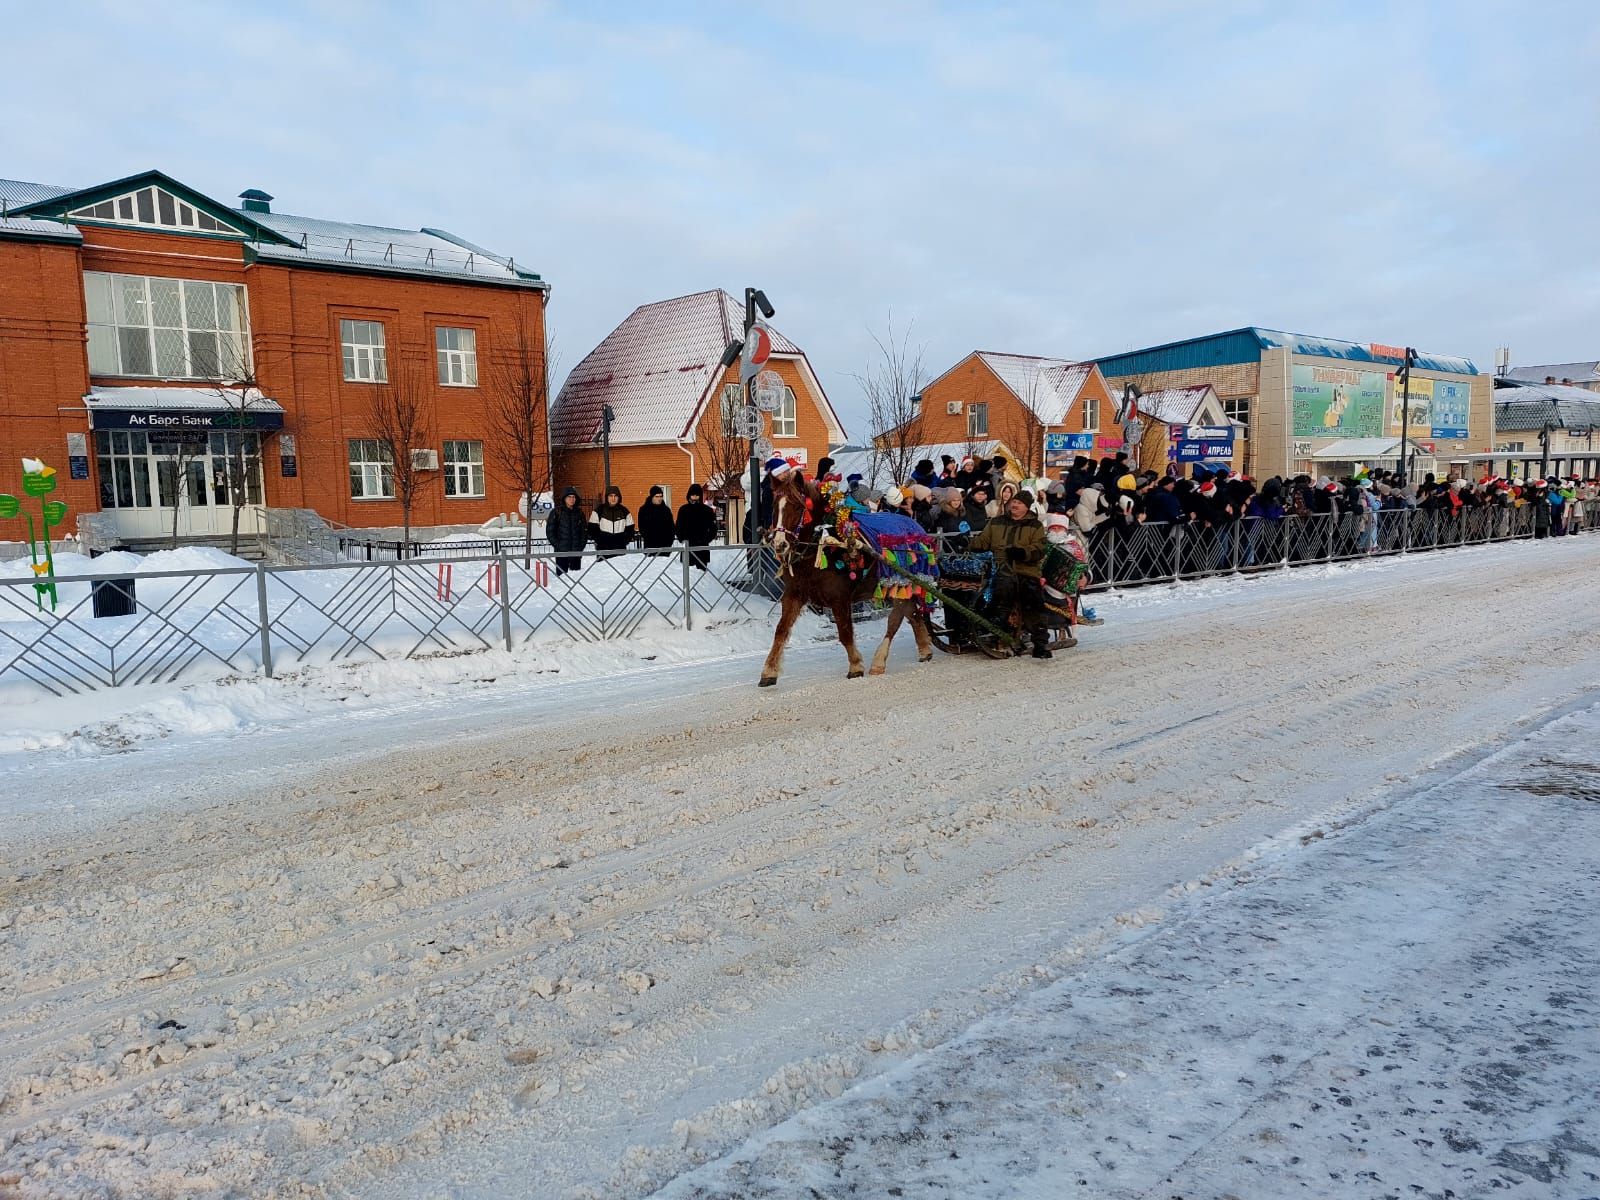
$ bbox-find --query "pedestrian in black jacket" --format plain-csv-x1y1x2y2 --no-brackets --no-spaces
676,483,718,570
545,487,588,576
639,485,676,553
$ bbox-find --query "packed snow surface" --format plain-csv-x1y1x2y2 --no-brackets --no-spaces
1,536,1599,1198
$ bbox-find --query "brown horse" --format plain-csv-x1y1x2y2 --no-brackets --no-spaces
758,472,932,687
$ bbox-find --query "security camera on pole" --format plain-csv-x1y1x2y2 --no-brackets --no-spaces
718,287,776,542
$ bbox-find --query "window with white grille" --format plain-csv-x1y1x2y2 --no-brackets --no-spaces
1223,396,1250,426
83,272,250,379
443,440,485,497
348,438,395,498
1081,396,1099,431
70,186,239,235
774,386,798,438
341,320,388,383
436,327,478,387
967,402,989,438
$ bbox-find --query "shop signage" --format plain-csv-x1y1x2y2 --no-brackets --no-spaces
1388,375,1433,436
1369,342,1406,361
1293,364,1385,438
1045,432,1096,453
1171,425,1233,442
1172,437,1236,463
69,456,90,480
90,407,285,433
1431,379,1470,439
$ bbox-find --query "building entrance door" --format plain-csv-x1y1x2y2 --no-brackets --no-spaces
96,429,264,542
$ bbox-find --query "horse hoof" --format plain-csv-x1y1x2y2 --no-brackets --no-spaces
847,670,864,679
868,666,885,676
758,676,777,687
918,654,933,663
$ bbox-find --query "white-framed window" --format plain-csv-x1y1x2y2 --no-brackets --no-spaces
341,320,388,383
436,327,478,387
1081,395,1099,431
69,185,239,236
83,272,250,380
443,440,485,498
1223,396,1250,427
348,438,395,499
93,430,154,509
774,386,798,438
720,383,744,436
967,402,988,438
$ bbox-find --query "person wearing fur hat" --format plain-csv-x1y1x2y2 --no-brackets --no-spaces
639,484,676,554
675,483,718,570
589,485,636,555
969,489,1052,658
908,482,938,532
930,486,971,546
545,486,589,577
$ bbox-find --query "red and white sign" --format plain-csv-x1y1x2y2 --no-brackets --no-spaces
739,323,774,383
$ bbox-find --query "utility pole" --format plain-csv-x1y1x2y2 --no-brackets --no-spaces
1397,347,1415,483
601,403,615,494
728,286,774,542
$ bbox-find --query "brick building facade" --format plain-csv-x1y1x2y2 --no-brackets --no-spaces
0,170,548,541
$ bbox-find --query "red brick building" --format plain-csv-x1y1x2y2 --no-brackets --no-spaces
915,351,1120,476
550,289,845,515
0,170,549,541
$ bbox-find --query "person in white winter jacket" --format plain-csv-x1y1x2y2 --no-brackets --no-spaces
1072,483,1109,535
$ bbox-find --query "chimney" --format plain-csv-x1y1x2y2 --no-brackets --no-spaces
1546,376,1557,385
238,189,273,214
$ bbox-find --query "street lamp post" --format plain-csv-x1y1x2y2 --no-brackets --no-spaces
1396,347,1416,484
601,403,615,494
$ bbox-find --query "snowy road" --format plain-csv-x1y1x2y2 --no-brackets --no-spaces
3,536,1600,1198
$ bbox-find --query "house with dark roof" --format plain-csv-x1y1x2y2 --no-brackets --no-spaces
1490,377,1600,477
549,289,844,512
1503,361,1600,393
0,169,548,539
1096,327,1491,480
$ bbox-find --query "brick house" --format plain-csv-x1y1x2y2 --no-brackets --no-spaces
549,289,845,516
911,351,1120,477
0,169,548,541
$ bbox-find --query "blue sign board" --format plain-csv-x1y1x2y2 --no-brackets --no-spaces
1170,426,1235,463
1431,380,1470,440
1045,432,1097,453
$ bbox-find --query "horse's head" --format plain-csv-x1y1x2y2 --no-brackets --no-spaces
768,471,818,556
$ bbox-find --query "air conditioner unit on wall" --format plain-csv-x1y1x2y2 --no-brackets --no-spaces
410,448,439,471
946,401,963,415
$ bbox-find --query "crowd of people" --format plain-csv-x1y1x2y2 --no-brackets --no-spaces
542,482,720,577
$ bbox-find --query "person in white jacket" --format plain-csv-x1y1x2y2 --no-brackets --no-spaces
1072,482,1109,536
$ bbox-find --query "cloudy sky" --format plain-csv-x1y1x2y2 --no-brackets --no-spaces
8,1,1598,433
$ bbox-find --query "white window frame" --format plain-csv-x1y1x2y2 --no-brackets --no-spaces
83,271,251,380
773,386,798,438
1223,396,1250,427
69,186,241,236
436,327,479,387
341,320,389,383
442,439,485,498
348,438,395,499
967,402,989,438
1081,396,1099,431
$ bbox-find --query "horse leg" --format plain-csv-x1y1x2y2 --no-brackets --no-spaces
835,600,864,679
869,600,904,675
910,602,934,662
759,593,803,687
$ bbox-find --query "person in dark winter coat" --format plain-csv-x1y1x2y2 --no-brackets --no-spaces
1144,475,1183,524
675,483,718,570
589,486,635,555
969,490,1052,658
963,481,993,535
545,487,588,576
911,458,940,490
638,485,676,553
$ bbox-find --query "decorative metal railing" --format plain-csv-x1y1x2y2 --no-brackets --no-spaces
1,500,1593,697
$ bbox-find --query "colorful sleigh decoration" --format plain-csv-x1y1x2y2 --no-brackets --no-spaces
851,512,939,604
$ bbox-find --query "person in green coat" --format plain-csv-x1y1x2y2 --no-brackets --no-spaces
969,490,1052,659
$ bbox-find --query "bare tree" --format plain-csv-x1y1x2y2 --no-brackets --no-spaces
486,316,555,565
1001,368,1050,481
205,344,280,555
695,379,752,537
857,316,926,489
367,360,431,557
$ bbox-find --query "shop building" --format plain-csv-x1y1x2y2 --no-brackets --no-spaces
1096,328,1492,480
549,289,845,514
0,170,548,542
1489,378,1600,478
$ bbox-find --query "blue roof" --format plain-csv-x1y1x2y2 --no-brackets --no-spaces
1097,326,1478,379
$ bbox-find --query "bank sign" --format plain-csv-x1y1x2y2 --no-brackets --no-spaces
90,407,285,433
1170,425,1235,462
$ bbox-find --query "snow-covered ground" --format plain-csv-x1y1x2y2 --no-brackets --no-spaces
2,535,1599,1198
654,700,1600,1200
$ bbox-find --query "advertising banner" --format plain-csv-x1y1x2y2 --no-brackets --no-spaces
1168,425,1235,462
1388,375,1433,436
1044,431,1096,467
1292,365,1385,437
1431,380,1470,440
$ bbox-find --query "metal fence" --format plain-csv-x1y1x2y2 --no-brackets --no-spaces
2,501,1594,698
